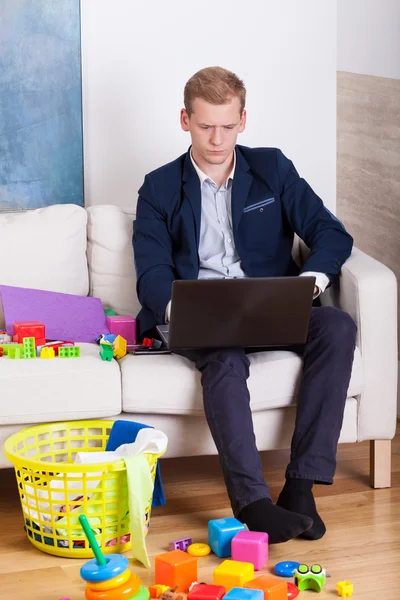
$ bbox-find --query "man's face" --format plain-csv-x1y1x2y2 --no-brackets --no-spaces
180,96,246,166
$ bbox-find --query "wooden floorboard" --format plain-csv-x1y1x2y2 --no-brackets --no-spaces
1,424,399,599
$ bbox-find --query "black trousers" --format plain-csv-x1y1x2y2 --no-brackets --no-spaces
174,306,357,516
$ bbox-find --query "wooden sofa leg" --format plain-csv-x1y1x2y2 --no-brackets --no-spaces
370,440,391,488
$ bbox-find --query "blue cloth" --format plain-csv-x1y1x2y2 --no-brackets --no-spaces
106,420,166,507
132,145,353,337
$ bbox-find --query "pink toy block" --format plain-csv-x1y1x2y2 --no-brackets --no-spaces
231,531,268,571
106,315,136,345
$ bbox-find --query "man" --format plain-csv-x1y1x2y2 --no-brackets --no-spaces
133,67,357,543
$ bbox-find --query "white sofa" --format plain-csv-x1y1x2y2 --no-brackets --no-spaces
0,204,397,488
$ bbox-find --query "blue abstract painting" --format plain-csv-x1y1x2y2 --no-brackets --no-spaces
0,1,83,209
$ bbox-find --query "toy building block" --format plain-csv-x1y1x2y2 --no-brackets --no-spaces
40,347,55,359
188,584,226,600
224,589,264,600
0,343,23,356
59,346,80,358
231,531,268,571
155,550,198,592
113,334,127,359
213,560,254,593
169,537,193,552
106,315,137,345
100,343,114,361
0,333,12,343
22,337,36,359
149,585,170,598
208,517,246,558
8,346,23,359
0,348,3,357
104,308,117,316
245,576,288,600
336,581,354,597
294,564,326,593
41,341,75,356
13,322,46,346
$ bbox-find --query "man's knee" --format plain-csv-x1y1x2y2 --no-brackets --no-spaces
314,306,357,345
196,347,250,375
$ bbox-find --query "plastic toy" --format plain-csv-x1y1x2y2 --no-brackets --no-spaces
213,560,254,593
155,549,198,592
231,531,268,571
273,562,301,578
13,322,46,346
287,583,300,599
245,576,288,600
78,514,148,600
187,543,211,557
223,589,263,600
106,315,137,345
169,537,193,551
159,586,188,600
336,581,353,597
113,335,127,359
0,343,23,355
40,347,55,359
188,584,226,600
293,564,326,593
0,348,3,357
22,337,36,359
59,346,81,358
149,584,170,598
100,343,114,361
8,346,23,359
208,518,246,558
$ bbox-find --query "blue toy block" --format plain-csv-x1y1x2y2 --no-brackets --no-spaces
208,517,246,558
224,589,264,600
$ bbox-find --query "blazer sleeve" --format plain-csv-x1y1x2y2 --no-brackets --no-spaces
277,149,353,278
133,174,175,325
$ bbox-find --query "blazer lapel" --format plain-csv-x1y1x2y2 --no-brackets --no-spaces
232,147,253,231
182,150,201,246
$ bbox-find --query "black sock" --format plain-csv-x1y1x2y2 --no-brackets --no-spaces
237,497,313,544
276,478,326,540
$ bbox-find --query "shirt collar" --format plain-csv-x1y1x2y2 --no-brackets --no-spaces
190,149,236,187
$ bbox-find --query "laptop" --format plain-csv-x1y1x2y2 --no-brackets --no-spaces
156,276,316,350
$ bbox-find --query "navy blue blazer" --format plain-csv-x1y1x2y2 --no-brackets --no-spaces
133,145,353,337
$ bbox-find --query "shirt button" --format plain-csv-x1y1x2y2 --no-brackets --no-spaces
221,217,225,222
228,238,232,243
260,208,264,212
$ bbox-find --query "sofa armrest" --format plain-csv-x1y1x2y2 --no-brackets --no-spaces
320,247,398,441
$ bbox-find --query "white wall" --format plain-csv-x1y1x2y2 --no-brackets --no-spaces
81,0,337,211
338,0,400,79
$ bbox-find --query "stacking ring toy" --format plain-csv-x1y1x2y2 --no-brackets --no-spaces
287,582,300,599
85,576,145,600
274,561,301,578
86,568,131,591
81,554,129,583
187,543,211,557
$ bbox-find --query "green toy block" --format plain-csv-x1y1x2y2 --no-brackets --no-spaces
59,346,81,358
23,337,36,359
8,346,23,359
104,308,117,316
100,343,114,361
0,343,23,356
294,564,326,593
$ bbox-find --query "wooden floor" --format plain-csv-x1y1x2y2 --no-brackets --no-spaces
1,424,400,600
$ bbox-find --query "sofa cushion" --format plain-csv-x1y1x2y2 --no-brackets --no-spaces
0,343,121,425
86,205,140,317
120,346,364,416
0,204,89,329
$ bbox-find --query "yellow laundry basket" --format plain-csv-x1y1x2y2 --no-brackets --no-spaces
4,420,162,558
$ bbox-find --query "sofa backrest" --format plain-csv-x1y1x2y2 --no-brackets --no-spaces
0,204,89,329
86,205,140,317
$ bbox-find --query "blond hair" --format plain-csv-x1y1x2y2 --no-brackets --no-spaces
184,66,246,117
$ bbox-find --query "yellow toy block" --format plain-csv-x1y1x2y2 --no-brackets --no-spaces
149,584,170,598
336,581,353,597
40,347,55,359
213,560,254,592
113,334,127,359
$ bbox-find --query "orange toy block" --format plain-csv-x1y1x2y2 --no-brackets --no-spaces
149,585,170,598
213,560,254,593
155,550,198,593
245,576,288,600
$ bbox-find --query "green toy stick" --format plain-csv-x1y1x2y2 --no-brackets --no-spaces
78,514,106,566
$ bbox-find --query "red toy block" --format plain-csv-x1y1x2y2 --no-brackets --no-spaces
0,348,3,357
13,322,46,346
189,584,226,600
155,550,198,593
